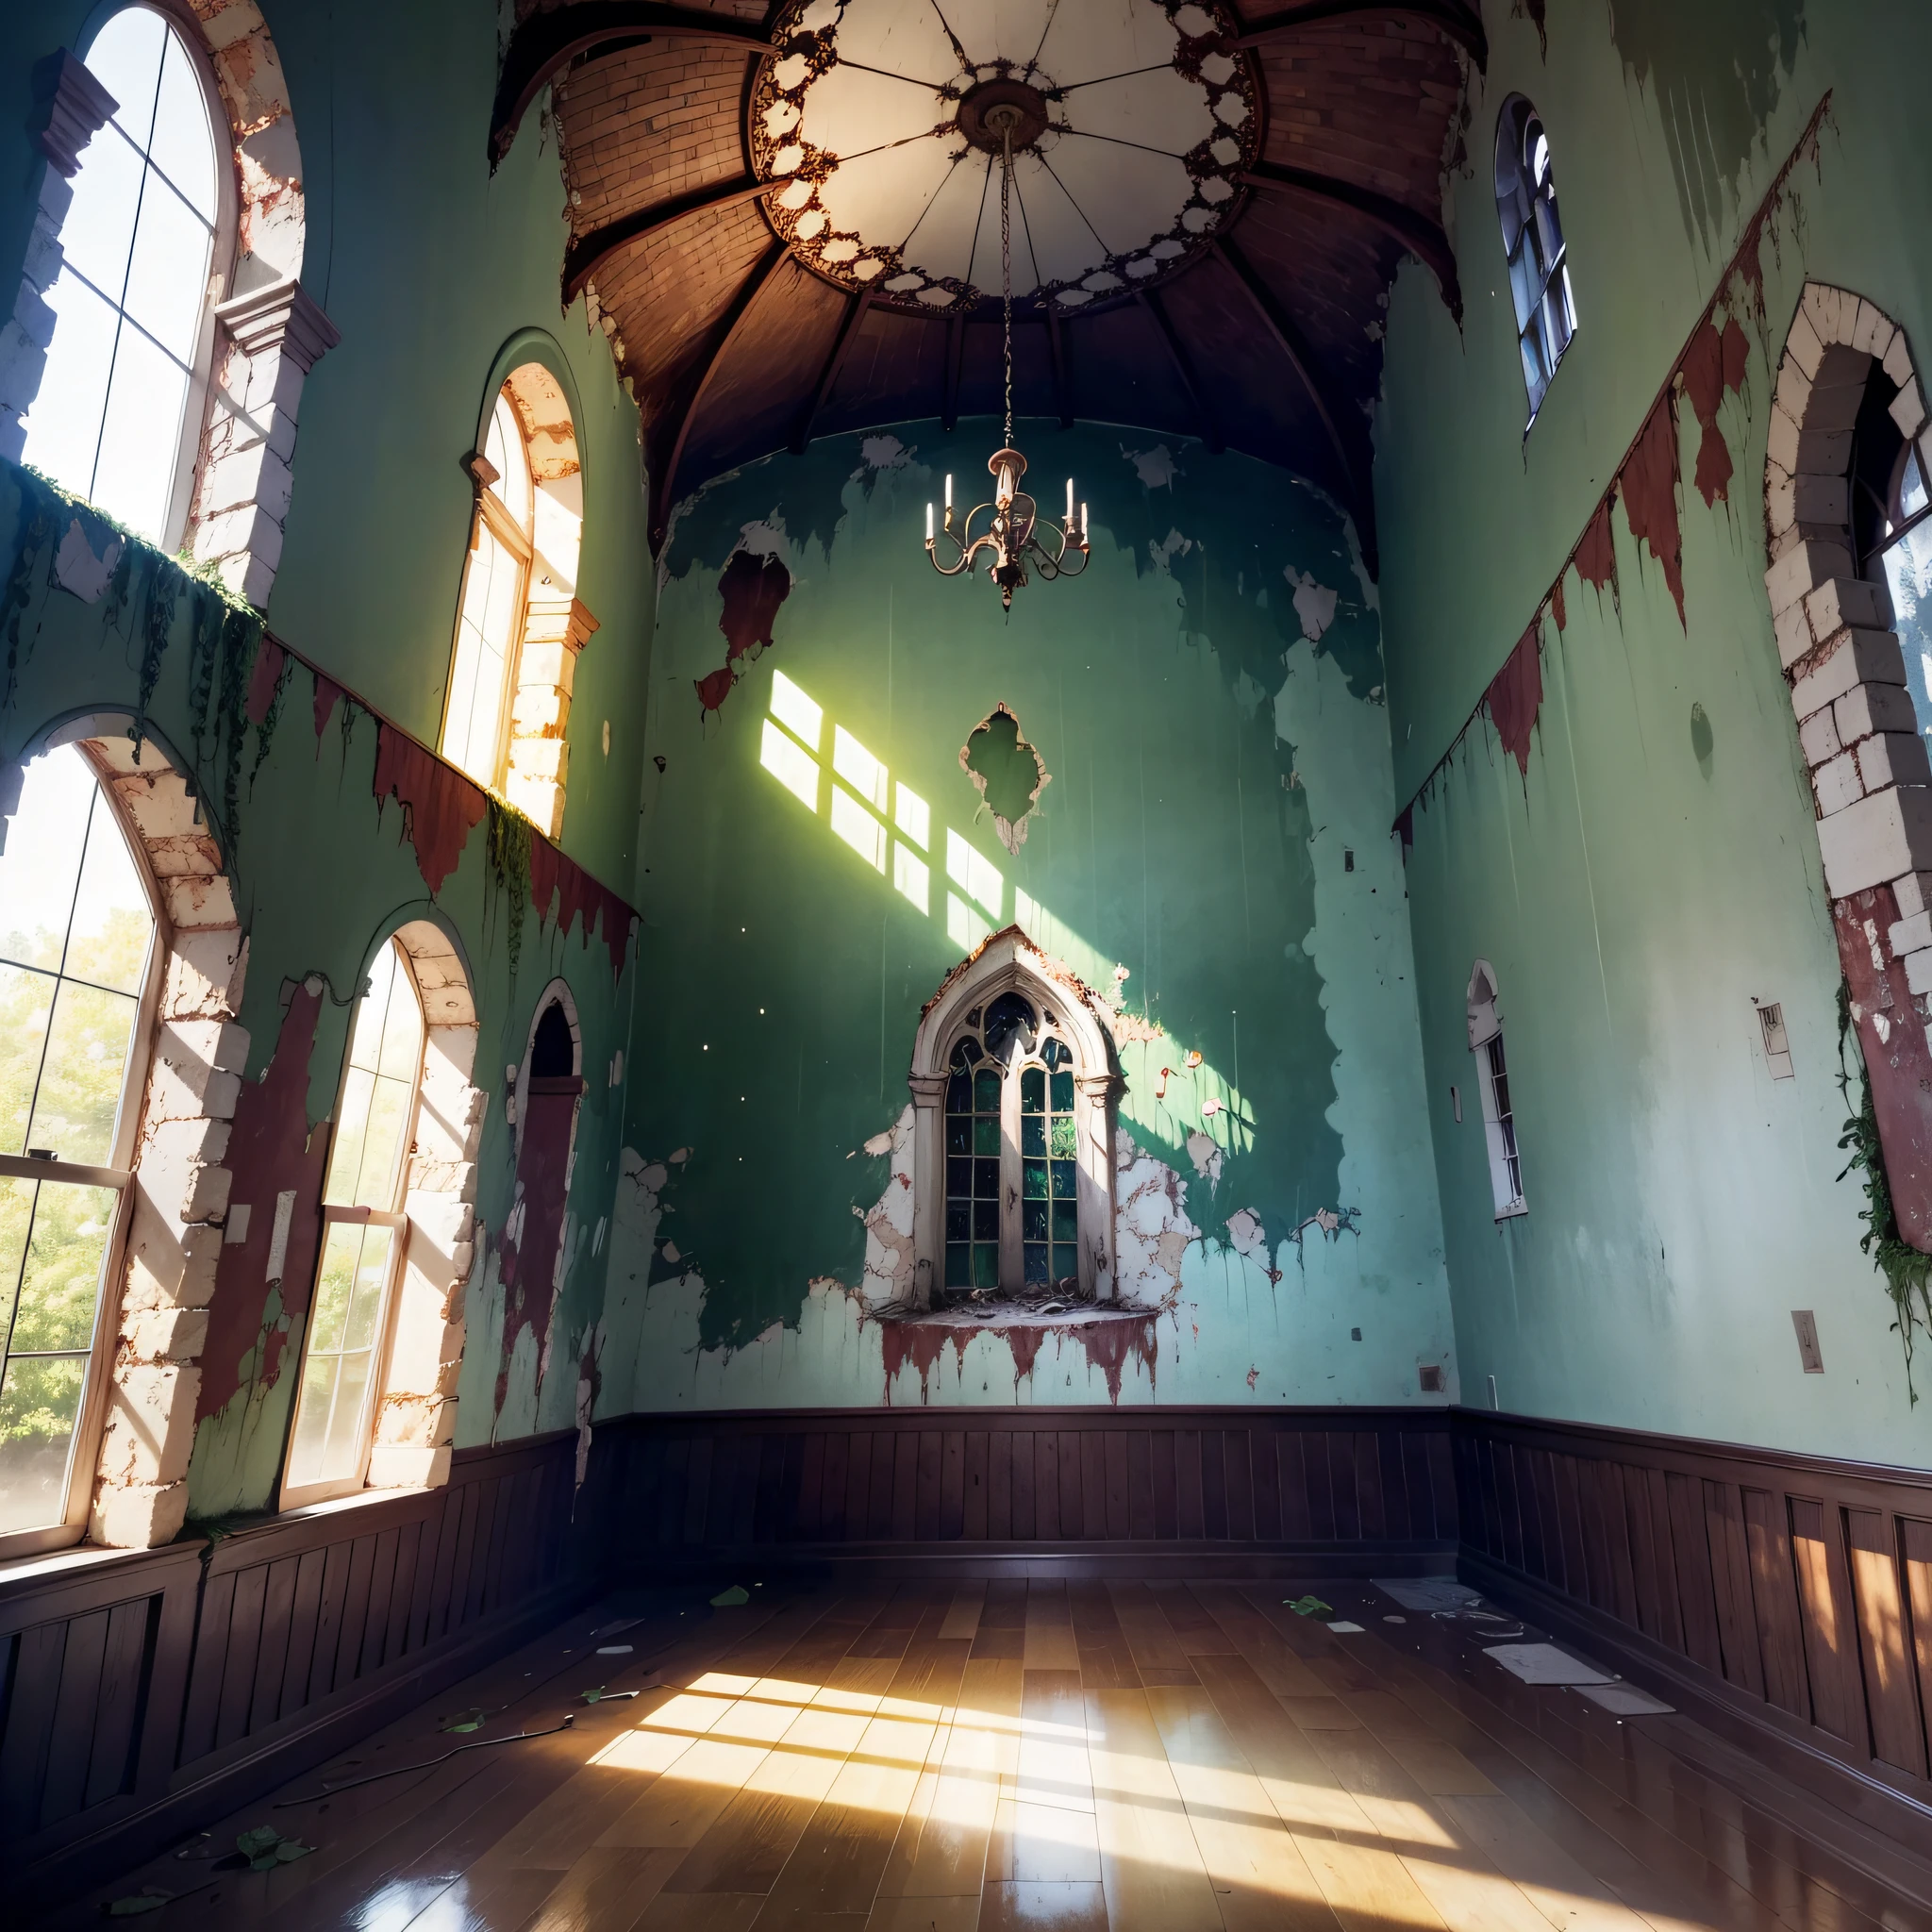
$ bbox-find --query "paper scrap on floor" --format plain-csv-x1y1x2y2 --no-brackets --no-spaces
1325,1621,1366,1633
1375,1576,1481,1613
1576,1681,1674,1714
1485,1641,1615,1684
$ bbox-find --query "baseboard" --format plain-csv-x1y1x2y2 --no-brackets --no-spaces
1460,1549,1932,1879
614,1540,1458,1582
21,1574,595,1915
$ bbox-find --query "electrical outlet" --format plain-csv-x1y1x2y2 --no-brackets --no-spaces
1790,1309,1824,1374
1418,1364,1445,1392
1757,1001,1794,1079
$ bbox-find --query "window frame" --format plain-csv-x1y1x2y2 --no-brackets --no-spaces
278,937,425,1512
0,739,166,1558
40,2,239,551
1467,962,1527,1221
442,391,538,792
1494,93,1576,432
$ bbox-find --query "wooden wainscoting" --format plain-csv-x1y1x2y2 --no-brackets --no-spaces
2,1428,590,1907
1453,1407,1932,1837
592,1405,1459,1576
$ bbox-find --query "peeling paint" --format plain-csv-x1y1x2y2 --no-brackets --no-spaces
696,548,791,713
959,703,1049,854
372,724,486,895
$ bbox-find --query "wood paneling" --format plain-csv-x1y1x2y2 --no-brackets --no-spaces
595,1407,1457,1572
1455,1408,1932,1824
6,1430,587,1908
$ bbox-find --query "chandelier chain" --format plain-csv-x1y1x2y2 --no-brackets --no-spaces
1000,126,1013,447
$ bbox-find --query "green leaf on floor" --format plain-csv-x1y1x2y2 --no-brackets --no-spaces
581,1685,608,1703
441,1708,487,1732
710,1584,750,1607
105,1890,172,1914
1285,1594,1333,1618
234,1826,279,1858
233,1825,312,1871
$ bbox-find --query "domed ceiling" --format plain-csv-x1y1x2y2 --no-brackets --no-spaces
491,0,1481,562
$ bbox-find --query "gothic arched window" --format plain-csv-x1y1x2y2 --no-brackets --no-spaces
943,991,1081,1293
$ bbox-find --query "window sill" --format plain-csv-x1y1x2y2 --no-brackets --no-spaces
882,1300,1163,1330
1494,1202,1528,1223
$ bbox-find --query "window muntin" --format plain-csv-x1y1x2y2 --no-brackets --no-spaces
1495,97,1576,426
443,391,536,789
942,992,1081,1294
284,940,424,1504
1468,963,1526,1219
21,7,221,543
0,746,157,1541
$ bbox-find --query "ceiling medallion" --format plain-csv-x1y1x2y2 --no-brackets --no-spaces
751,0,1258,316
926,109,1091,610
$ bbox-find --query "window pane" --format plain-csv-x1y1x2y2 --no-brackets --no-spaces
1022,1114,1045,1157
0,749,95,972
9,1178,115,1352
1051,1159,1076,1199
0,1176,35,1333
146,25,218,214
286,1346,336,1491
308,1221,361,1353
343,1225,393,1349
488,392,529,525
324,1066,375,1209
58,124,145,299
123,174,212,361
65,794,154,995
0,1356,86,1536
91,320,191,539
21,269,119,499
27,978,141,1166
0,964,55,1157
86,9,170,149
445,525,516,784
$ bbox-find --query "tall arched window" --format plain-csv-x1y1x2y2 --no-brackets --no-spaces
283,939,425,1507
444,362,591,834
944,993,1081,1292
1468,961,1526,1220
909,933,1119,1306
22,6,225,543
1495,96,1576,426
0,745,158,1548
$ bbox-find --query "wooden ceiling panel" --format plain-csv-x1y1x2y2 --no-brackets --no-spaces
533,0,1470,561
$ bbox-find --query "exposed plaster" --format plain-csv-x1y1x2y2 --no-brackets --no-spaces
959,703,1049,854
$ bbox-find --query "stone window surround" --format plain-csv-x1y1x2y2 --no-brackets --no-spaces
458,360,598,841
2,6,333,615
1763,285,1932,978
906,929,1123,1308
2,722,484,1551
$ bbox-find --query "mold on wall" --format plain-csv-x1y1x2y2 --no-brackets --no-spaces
600,422,1454,1411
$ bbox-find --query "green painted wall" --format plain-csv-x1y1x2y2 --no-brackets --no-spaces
1374,0,1932,1460
597,423,1456,1411
0,0,648,1515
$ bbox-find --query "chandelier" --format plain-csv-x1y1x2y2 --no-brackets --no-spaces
924,106,1091,610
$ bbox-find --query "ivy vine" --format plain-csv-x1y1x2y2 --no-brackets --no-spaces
1,493,53,711
1836,983,1932,1401
486,795,532,979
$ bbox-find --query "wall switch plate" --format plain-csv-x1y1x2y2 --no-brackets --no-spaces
1757,1001,1794,1079
1791,1309,1824,1373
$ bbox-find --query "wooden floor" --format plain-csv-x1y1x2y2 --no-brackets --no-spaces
50,1575,1932,1932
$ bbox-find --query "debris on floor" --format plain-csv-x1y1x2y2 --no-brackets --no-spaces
1325,1621,1367,1633
1374,1575,1482,1612
1485,1641,1616,1685
1285,1593,1333,1617
1577,1680,1674,1715
710,1584,750,1606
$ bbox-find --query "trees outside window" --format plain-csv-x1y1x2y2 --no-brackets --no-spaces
0,745,157,1547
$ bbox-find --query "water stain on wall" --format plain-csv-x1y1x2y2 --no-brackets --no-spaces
1608,0,1807,247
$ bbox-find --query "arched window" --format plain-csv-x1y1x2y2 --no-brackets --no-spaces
22,6,225,543
0,745,158,1547
1848,359,1932,734
283,939,425,1507
444,362,591,835
909,932,1119,1306
1495,96,1576,426
944,993,1081,1293
1468,961,1526,1219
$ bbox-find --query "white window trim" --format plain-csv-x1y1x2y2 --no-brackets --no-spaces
1468,960,1527,1222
